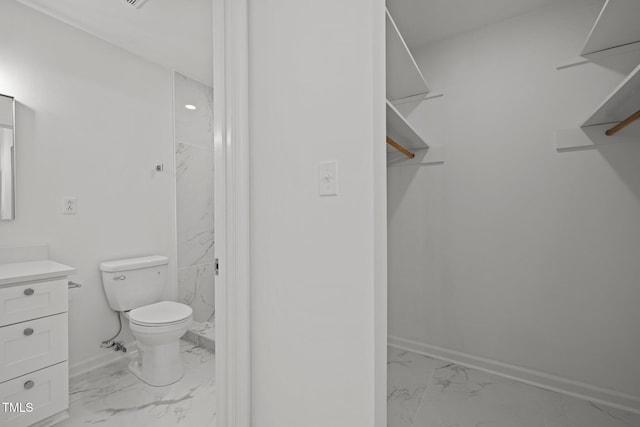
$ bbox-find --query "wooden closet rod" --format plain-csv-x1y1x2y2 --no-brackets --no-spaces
606,108,640,136
386,136,415,159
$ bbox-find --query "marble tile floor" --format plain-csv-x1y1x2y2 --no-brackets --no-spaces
57,340,215,427
388,346,640,427
184,320,215,352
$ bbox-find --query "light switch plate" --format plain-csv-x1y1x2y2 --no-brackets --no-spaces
318,161,338,196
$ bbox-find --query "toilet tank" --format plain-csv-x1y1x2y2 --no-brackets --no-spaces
100,255,169,312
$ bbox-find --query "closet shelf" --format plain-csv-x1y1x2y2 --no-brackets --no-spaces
386,8,430,102
581,63,640,130
581,0,640,56
386,100,428,154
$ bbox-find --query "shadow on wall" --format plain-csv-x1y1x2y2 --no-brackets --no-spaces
386,161,419,221
387,160,444,220
598,135,640,201
557,127,640,202
588,48,640,74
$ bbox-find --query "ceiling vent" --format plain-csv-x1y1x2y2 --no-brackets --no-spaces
122,0,150,9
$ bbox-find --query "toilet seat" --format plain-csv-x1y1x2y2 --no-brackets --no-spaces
129,301,192,327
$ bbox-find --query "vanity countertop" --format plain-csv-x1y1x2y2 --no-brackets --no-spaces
0,260,76,286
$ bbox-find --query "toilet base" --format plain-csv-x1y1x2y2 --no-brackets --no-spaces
128,340,185,386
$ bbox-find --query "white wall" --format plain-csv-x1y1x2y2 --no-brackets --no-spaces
0,1,176,371
248,0,387,425
388,0,640,410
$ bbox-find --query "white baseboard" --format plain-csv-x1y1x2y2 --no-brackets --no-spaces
69,341,138,379
388,335,640,415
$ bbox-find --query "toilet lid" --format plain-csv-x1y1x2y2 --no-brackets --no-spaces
129,301,192,326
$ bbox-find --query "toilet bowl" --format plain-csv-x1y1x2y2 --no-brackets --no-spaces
126,301,193,386
99,255,194,387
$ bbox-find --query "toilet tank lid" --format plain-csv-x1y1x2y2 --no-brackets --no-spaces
100,255,168,272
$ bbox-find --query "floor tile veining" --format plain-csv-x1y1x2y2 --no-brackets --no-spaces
387,349,449,427
58,340,215,427
388,346,640,427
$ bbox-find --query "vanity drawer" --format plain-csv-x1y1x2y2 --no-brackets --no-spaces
0,361,68,427
0,279,68,327
0,314,68,383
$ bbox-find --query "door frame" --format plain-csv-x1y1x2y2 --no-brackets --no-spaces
213,0,251,426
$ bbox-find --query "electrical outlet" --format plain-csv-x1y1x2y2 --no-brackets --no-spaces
63,197,77,214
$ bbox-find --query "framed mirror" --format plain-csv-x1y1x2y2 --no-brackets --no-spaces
0,94,15,220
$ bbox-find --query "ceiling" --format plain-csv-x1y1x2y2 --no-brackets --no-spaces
387,0,561,51
14,0,597,85
16,0,212,86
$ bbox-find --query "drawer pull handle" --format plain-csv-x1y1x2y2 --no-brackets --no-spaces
24,288,35,296
24,380,35,390
23,328,34,336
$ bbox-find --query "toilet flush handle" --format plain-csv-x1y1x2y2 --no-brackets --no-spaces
113,275,126,280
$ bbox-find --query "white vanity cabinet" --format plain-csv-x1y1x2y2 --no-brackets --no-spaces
0,260,75,427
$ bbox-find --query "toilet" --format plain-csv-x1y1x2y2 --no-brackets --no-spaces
100,255,193,386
